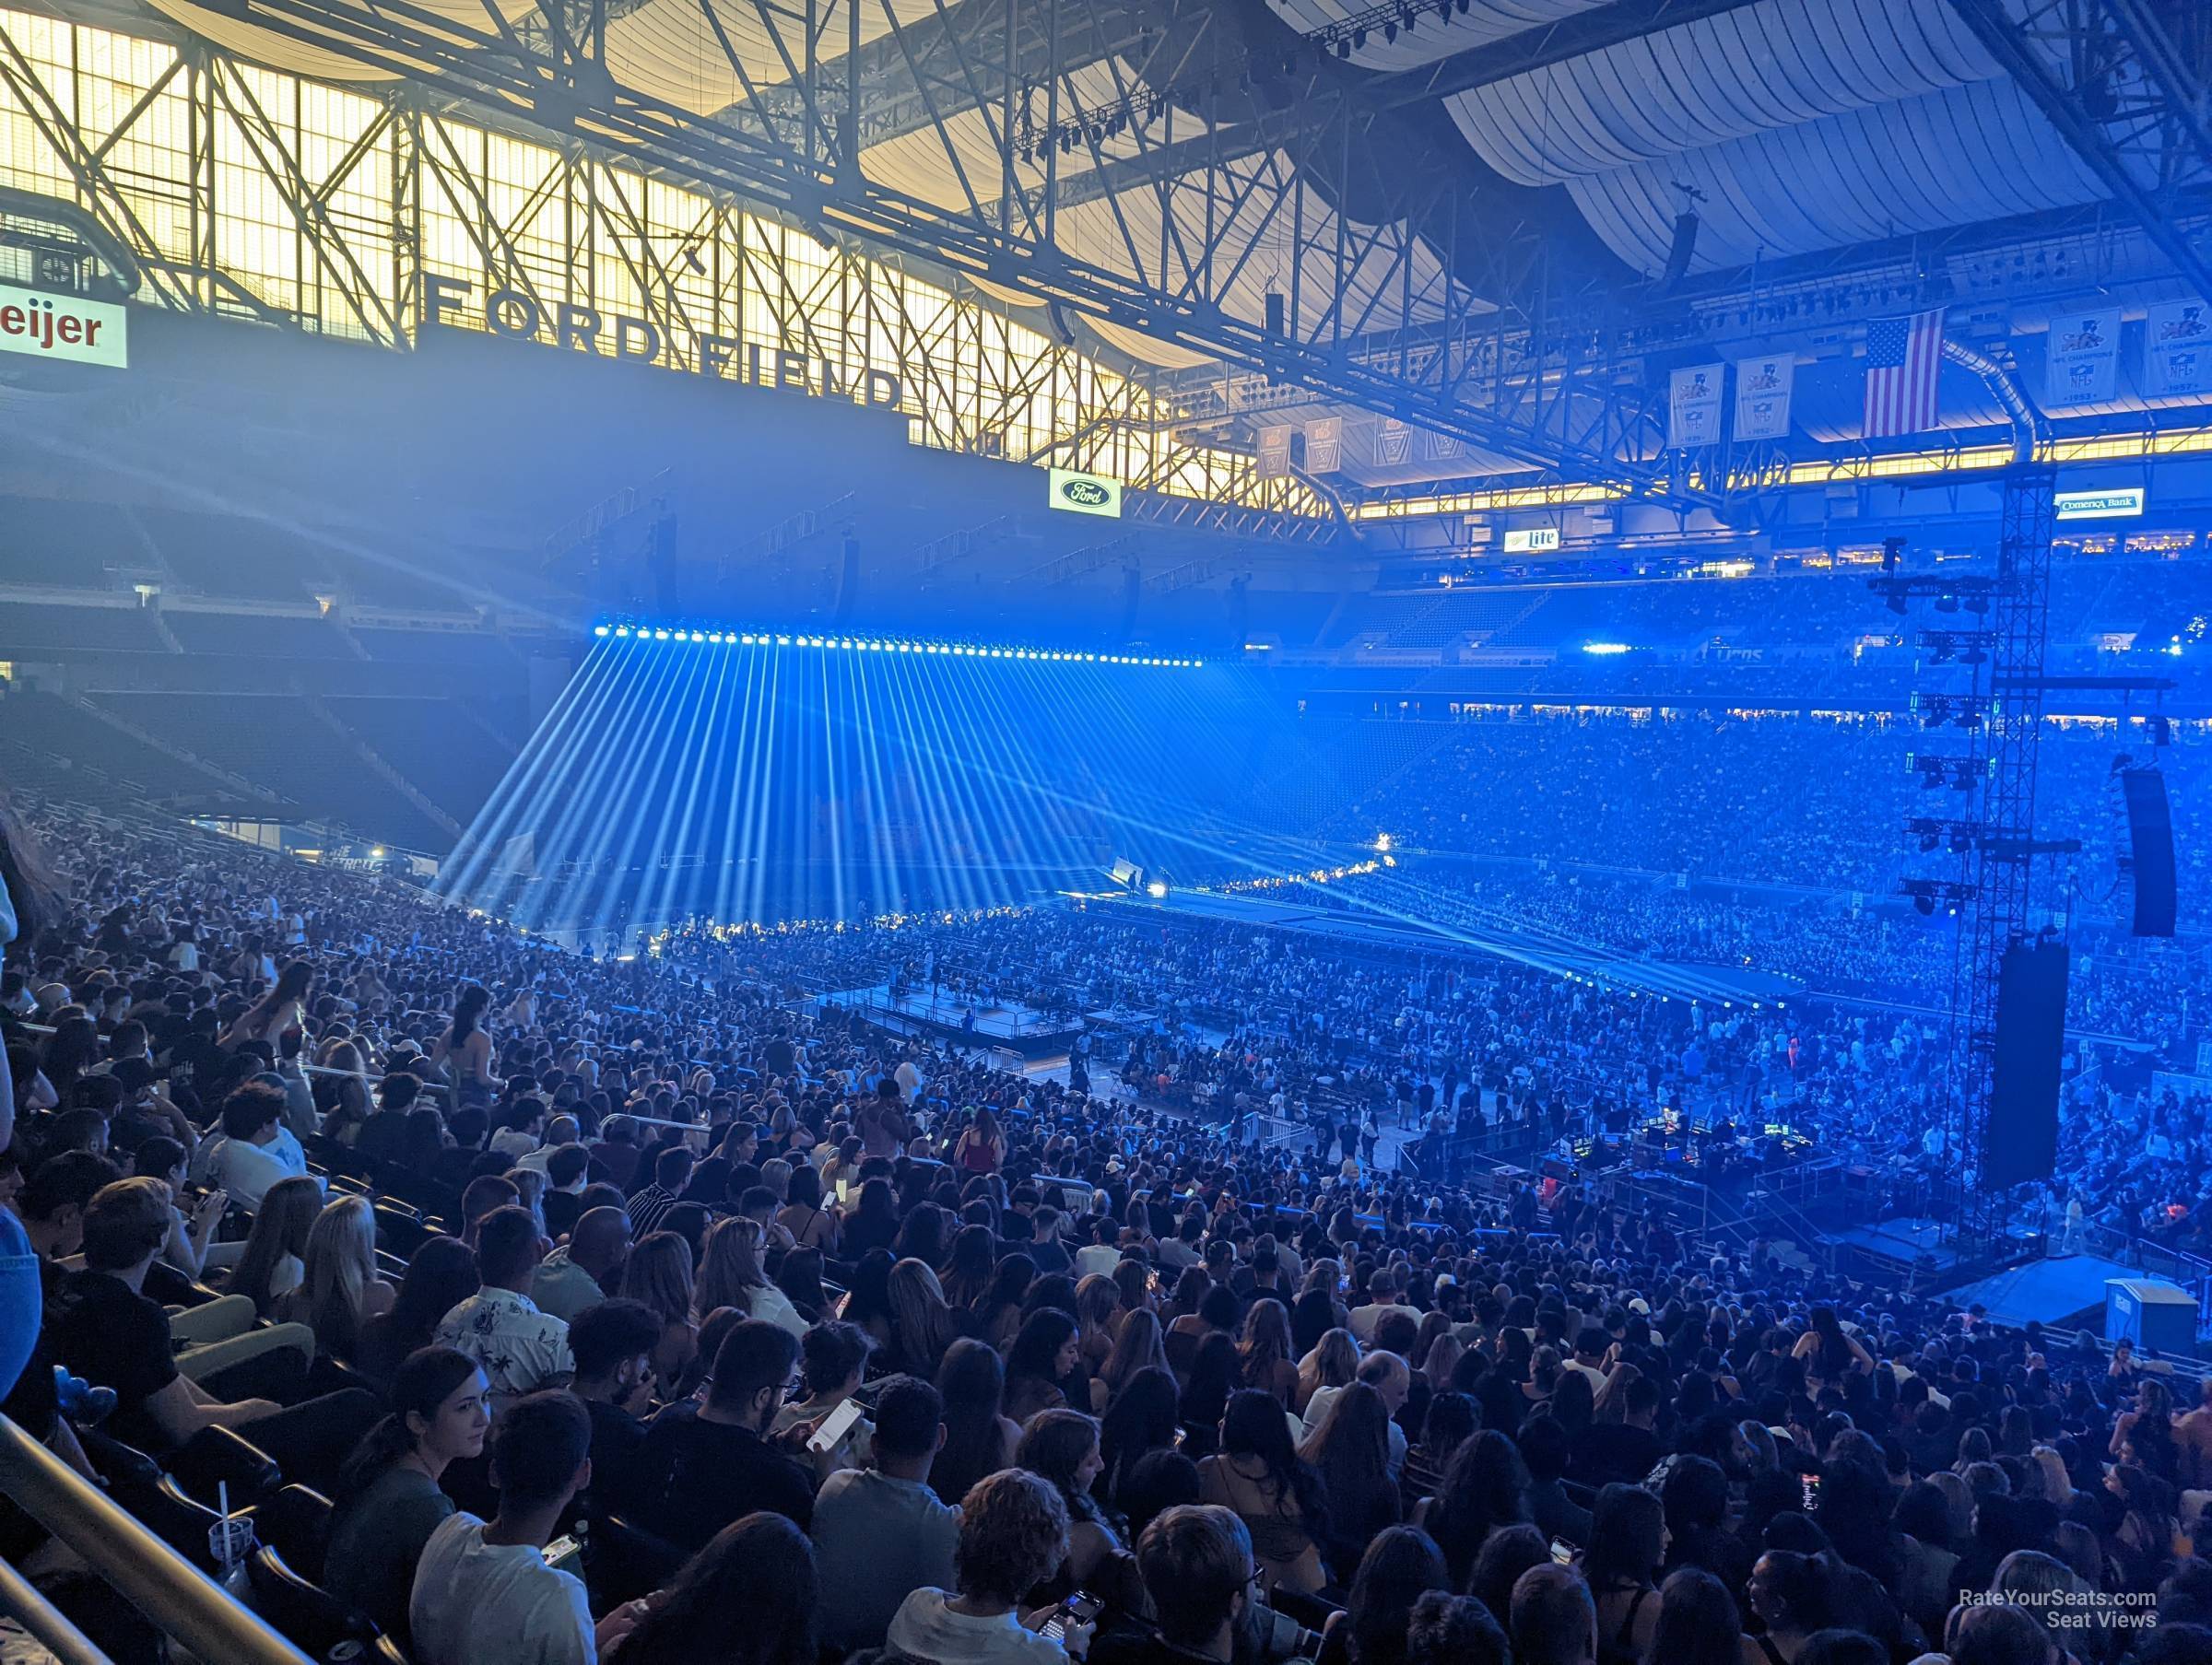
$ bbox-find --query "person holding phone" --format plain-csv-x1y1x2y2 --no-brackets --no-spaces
812,1376,960,1653
887,1469,1091,1664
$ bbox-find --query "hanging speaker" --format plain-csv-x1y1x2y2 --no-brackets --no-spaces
1656,211,1700,290
2121,767,2177,936
1982,936,2069,1190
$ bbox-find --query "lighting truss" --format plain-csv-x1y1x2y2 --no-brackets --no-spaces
592,623,1204,667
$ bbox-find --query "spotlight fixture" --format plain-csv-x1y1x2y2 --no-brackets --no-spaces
595,620,1206,667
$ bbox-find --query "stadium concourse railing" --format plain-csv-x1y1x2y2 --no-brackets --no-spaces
0,1414,311,1665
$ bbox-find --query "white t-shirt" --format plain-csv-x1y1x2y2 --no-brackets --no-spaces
886,1589,1067,1665
409,1514,594,1665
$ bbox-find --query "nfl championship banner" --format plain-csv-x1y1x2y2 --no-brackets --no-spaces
2046,309,2122,405
2146,300,2212,398
1255,425,1291,477
1733,353,1794,440
1668,363,1724,449
1304,416,1342,474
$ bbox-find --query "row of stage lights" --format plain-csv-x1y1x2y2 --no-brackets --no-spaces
594,624,1202,668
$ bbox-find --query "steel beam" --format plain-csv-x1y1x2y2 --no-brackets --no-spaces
1946,0,2212,295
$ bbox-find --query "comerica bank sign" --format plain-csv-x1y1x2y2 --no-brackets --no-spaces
420,276,903,410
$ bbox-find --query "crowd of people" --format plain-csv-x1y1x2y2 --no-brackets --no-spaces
0,786,2206,1665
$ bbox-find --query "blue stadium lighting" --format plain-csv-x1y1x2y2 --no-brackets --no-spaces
594,622,1206,667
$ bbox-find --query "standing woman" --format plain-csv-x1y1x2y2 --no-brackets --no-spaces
431,983,500,1115
277,1195,395,1361
952,1107,1006,1177
224,960,312,1053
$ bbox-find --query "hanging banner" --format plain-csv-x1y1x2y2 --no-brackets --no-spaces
1732,353,1794,440
1376,417,1412,467
1304,416,1342,474
2046,309,2122,405
1255,425,1291,478
1668,363,1724,449
2146,299,2211,398
1425,430,1465,463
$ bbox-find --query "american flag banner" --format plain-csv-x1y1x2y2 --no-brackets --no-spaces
1863,309,1946,438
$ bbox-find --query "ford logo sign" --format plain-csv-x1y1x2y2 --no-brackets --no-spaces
1061,478,1111,507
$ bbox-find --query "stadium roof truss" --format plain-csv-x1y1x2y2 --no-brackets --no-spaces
6,0,2212,517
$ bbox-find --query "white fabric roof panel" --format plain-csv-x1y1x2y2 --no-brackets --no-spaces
862,59,1171,212
1564,76,2108,274
606,0,938,117
1447,0,1997,185
1265,0,1609,71
1052,148,1466,338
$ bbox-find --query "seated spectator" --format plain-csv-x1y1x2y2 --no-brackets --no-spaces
209,1172,319,1316
52,1178,376,1479
1519,1415,1593,1546
275,1193,395,1359
433,1205,572,1412
811,1374,960,1652
603,1512,819,1665
1584,1483,1666,1665
1300,1381,1402,1583
1197,1389,1326,1596
325,1346,491,1647
770,1318,875,1472
697,1214,807,1338
1099,1504,1259,1665
408,1389,599,1665
617,1228,700,1389
566,1296,663,1516
1512,1564,1598,1665
532,1204,630,1322
888,1468,1084,1665
1406,1591,1510,1665
1325,1525,1449,1665
359,1235,480,1384
934,1336,1022,1508
188,1081,314,1211
630,1317,816,1551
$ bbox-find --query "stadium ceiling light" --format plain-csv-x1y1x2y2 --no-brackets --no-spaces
593,621,1206,667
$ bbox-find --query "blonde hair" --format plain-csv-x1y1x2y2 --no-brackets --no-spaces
888,1256,959,1376
694,1215,769,1320
299,1195,378,1356
229,1176,323,1317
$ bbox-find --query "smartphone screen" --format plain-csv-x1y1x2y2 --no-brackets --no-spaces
1041,1591,1102,1640
836,1178,852,1204
1801,1474,1821,1510
806,1396,867,1455
1549,1538,1573,1565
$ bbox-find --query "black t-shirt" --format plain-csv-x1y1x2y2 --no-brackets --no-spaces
629,1404,815,1552
52,1270,178,1453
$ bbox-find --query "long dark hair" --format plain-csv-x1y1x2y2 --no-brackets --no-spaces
932,1337,1011,1507
1650,1568,1745,1665
1347,1527,1449,1665
611,1513,817,1665
337,1346,479,1504
1098,1368,1180,1498
450,983,491,1045
0,792,59,950
1220,1389,1325,1527
384,1236,481,1359
1005,1309,1077,1389
1426,1430,1530,1589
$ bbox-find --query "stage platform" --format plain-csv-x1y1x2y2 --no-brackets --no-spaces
1944,1254,2145,1331
810,983,1083,1061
